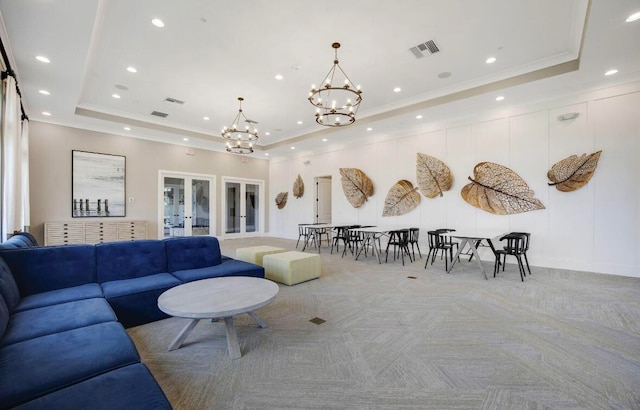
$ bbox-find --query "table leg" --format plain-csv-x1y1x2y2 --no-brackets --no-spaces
372,233,382,264
467,239,488,280
168,318,199,351
224,316,242,359
248,311,268,328
447,238,469,273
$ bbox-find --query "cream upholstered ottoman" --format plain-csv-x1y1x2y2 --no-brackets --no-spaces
236,245,286,266
263,251,321,286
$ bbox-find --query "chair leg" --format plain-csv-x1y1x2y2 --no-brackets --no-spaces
523,253,531,275
516,256,525,281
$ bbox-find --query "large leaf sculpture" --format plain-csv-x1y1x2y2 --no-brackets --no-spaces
547,150,602,192
340,168,374,208
382,180,421,216
461,162,545,215
293,174,304,198
416,153,453,198
275,192,288,209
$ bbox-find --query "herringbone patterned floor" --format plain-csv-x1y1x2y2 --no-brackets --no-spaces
128,237,640,409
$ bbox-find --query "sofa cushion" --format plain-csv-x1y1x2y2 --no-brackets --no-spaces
1,298,117,347
164,236,222,272
0,232,39,249
14,283,103,313
102,273,182,328
171,259,265,282
0,245,96,297
12,363,172,410
101,273,181,299
0,293,8,340
96,240,167,283
0,257,20,312
0,321,140,409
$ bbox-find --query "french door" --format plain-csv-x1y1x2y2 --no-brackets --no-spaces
222,177,264,238
159,171,216,238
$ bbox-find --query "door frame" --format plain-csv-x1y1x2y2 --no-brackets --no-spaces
221,176,265,239
158,170,216,238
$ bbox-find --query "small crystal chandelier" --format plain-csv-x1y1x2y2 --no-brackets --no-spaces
222,97,258,154
309,42,362,127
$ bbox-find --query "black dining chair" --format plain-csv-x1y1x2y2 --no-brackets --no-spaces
425,230,457,270
493,233,528,281
296,224,312,249
385,229,413,265
331,226,349,254
509,232,531,276
408,227,422,259
342,226,363,258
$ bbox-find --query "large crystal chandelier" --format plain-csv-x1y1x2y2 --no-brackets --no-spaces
308,42,362,127
222,97,258,154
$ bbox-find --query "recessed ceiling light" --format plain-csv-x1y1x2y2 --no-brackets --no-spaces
495,95,505,101
486,57,496,64
264,153,270,156
438,71,452,79
265,132,271,136
297,121,303,125
42,111,51,116
366,127,372,131
38,90,50,95
203,116,210,121
112,94,121,99
183,138,189,141
126,66,137,73
274,74,283,80
416,115,423,119
626,11,640,22
605,69,618,76
151,18,165,28
35,55,50,63
393,87,402,93
290,146,295,150
124,127,131,131
322,138,328,142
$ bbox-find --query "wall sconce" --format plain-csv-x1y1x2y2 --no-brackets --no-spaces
557,112,580,121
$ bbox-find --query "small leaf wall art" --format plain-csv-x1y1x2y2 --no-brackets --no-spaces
547,150,602,192
293,174,304,198
461,162,545,215
416,153,453,198
275,192,288,209
340,168,374,208
382,180,421,217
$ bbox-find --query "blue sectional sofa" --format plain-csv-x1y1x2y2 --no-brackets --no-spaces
0,234,265,409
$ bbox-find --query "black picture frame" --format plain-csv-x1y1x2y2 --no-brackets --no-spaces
72,150,126,217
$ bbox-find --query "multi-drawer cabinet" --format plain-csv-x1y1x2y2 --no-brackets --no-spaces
117,221,147,241
44,222,85,246
44,221,147,246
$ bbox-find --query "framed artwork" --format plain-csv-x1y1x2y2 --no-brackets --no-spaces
72,150,126,217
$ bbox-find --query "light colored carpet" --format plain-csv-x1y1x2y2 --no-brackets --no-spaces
128,237,640,410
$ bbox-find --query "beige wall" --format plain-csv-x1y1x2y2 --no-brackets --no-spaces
28,121,270,244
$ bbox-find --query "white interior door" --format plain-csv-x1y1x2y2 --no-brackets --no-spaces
223,177,264,238
315,176,332,224
159,171,215,238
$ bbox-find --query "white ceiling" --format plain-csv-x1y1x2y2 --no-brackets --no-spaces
0,0,639,160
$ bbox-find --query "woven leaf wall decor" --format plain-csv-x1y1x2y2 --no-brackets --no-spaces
340,168,374,208
547,150,602,192
293,174,304,198
461,162,545,215
416,153,453,198
275,192,288,209
382,180,421,217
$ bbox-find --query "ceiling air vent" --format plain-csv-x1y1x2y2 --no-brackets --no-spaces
151,111,168,118
409,39,440,59
164,97,185,105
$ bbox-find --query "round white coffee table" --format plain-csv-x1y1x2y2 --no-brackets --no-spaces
157,276,279,359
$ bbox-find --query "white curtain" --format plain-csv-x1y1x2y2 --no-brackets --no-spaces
1,75,25,239
21,119,29,231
